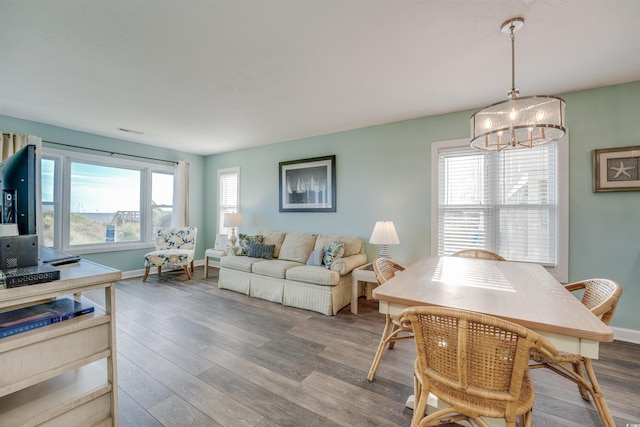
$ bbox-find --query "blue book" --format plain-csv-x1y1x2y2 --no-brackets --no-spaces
0,298,94,339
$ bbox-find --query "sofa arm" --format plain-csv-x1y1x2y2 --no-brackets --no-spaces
331,253,368,276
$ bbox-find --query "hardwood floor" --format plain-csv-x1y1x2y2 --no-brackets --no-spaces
84,267,640,426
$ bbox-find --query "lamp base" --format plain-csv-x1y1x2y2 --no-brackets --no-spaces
229,228,238,255
377,245,392,259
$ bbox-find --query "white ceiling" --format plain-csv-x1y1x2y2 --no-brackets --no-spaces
1,0,639,156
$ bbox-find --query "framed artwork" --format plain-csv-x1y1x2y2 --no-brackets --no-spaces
593,145,640,192
279,155,336,212
213,233,229,250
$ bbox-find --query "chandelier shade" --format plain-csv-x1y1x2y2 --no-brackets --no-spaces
471,95,566,151
470,17,566,151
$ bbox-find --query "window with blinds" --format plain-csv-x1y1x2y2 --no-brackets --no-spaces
432,138,567,277
217,167,239,235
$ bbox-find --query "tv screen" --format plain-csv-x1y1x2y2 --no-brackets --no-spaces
0,144,37,235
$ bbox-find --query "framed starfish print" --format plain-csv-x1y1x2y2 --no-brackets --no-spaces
593,145,640,192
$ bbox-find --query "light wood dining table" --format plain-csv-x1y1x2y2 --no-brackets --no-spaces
372,255,614,426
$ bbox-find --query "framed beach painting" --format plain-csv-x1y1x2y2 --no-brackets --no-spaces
279,155,336,212
593,145,640,192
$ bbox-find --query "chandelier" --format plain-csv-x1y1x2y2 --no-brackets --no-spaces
470,18,566,151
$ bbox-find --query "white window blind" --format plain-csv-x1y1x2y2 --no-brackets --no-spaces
218,167,239,235
436,142,559,267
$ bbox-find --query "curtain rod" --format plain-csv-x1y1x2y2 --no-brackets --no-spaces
43,140,178,165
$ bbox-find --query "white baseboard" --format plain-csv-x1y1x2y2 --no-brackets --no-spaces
612,326,640,344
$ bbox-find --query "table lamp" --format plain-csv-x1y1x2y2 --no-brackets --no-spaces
223,212,243,254
369,220,400,259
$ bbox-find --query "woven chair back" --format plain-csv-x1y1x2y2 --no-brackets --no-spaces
373,258,406,284
579,279,623,325
451,249,506,261
400,306,557,417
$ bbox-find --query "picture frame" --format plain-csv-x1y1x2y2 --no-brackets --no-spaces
213,233,229,250
593,145,640,192
279,155,336,212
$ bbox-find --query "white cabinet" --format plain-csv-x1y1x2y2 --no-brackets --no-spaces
0,260,120,427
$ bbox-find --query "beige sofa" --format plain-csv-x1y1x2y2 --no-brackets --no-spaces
218,231,368,315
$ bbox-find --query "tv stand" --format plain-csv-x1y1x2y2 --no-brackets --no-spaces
0,260,121,426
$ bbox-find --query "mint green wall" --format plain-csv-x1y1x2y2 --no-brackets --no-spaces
2,81,638,331
207,81,640,331
0,116,207,271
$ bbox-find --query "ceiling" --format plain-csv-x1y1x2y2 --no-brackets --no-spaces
1,0,639,156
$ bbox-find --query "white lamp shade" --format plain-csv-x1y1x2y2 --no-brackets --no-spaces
223,212,243,228
369,221,400,245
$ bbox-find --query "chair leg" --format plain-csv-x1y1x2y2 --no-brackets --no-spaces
183,265,192,280
571,361,590,400
583,358,616,427
190,260,194,273
143,267,150,282
368,315,393,381
388,323,400,349
204,256,209,278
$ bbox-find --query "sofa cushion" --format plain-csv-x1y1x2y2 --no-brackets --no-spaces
247,243,276,260
220,255,260,272
285,265,340,286
278,233,317,264
252,259,304,279
257,231,286,259
315,235,363,257
238,234,263,256
323,241,345,268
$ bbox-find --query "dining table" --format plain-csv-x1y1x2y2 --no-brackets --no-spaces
372,255,614,426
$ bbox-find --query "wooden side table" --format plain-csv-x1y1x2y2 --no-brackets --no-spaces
351,263,379,314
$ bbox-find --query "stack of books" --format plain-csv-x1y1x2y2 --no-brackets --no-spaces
0,298,94,338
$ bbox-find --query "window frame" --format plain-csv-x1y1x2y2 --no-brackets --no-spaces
430,136,569,282
43,147,174,254
217,167,240,236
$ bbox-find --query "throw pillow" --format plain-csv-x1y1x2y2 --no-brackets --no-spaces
323,241,345,269
247,242,275,260
306,247,325,266
238,234,263,256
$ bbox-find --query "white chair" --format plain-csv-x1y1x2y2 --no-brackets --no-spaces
143,227,197,281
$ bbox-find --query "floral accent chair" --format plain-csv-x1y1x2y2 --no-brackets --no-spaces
143,227,198,281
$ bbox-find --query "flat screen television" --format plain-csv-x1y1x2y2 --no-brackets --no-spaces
0,144,37,235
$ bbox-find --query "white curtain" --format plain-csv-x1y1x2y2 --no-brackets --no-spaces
0,133,43,238
171,160,189,226
1,132,30,160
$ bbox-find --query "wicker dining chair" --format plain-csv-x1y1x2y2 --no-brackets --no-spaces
451,248,506,261
367,257,412,381
529,278,622,427
400,306,558,427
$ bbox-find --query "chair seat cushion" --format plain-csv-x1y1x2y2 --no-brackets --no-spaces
145,249,193,267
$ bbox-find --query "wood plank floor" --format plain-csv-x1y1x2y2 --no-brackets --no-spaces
84,267,640,426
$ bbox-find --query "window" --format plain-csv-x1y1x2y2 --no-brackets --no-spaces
42,148,174,252
431,137,568,281
218,167,239,235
